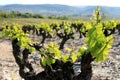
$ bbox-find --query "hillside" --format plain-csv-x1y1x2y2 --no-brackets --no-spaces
0,4,79,16
0,4,120,18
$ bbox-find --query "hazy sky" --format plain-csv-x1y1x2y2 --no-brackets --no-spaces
0,0,120,7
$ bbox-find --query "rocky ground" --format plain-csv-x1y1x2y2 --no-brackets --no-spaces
0,39,21,80
0,32,120,80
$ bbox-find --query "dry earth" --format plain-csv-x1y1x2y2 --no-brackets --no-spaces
0,32,120,80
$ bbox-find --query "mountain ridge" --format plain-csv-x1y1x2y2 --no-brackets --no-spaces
0,4,120,18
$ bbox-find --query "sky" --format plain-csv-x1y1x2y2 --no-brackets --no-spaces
0,0,120,7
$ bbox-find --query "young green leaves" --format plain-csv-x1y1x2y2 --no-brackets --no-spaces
40,42,78,67
85,23,113,61
2,23,35,52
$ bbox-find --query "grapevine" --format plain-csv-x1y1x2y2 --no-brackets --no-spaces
1,6,117,80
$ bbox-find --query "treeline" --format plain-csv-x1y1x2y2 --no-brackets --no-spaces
0,10,44,18
0,10,69,20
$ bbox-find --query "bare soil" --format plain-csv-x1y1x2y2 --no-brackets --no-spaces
0,33,120,80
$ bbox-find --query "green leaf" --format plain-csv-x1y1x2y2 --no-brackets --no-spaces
71,53,77,62
28,47,35,52
95,47,109,61
61,54,70,62
46,58,55,66
41,57,46,67
54,48,61,59
78,46,87,57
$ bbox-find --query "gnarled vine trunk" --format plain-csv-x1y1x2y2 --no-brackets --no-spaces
12,39,37,80
11,39,75,80
75,53,94,80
